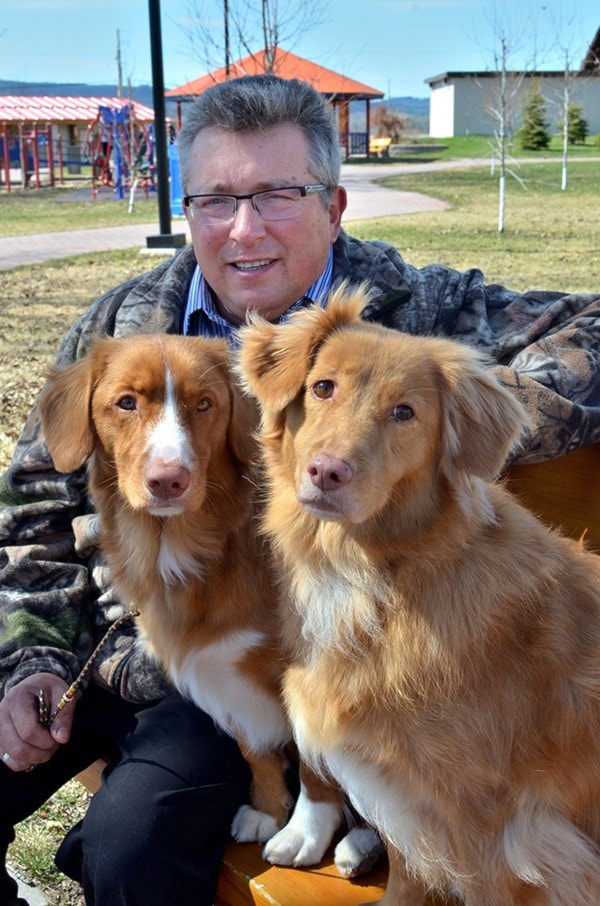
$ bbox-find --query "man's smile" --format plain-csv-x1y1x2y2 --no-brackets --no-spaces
232,259,274,271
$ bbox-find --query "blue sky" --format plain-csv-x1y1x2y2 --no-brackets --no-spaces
1,1,598,99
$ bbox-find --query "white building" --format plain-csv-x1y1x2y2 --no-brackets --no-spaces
426,70,600,138
426,26,600,138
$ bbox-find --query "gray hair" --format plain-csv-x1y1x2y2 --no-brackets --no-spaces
177,74,341,194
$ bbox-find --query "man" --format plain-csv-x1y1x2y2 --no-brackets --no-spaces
0,74,599,906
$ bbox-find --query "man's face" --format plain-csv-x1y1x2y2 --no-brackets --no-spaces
184,124,347,325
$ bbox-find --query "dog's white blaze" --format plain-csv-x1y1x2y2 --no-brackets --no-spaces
147,367,192,465
170,630,290,752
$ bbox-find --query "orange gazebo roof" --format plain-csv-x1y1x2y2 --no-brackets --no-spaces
166,48,384,101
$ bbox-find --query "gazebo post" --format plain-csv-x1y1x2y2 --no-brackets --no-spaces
1,123,10,192
48,123,56,187
32,124,41,188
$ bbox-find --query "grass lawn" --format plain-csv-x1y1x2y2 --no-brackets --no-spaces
347,158,600,293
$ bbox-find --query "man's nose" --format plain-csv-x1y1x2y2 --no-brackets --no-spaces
228,198,268,241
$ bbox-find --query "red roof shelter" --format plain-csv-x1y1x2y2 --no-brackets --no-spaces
166,48,384,158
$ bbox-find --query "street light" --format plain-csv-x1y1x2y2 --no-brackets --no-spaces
147,0,186,251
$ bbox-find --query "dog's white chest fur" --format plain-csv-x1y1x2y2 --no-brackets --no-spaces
169,630,289,752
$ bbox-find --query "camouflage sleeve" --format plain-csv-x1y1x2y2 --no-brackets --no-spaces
0,251,193,702
0,399,94,695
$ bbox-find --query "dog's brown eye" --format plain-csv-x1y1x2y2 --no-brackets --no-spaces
312,380,335,400
197,398,212,412
392,404,414,421
117,395,136,411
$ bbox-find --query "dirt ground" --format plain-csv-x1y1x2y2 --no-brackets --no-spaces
1,250,154,904
0,250,152,469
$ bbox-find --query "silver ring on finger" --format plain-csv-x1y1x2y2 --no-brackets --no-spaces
1,752,11,764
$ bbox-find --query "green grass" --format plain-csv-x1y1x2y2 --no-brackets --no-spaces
345,158,600,293
0,187,164,236
8,780,90,904
411,133,600,161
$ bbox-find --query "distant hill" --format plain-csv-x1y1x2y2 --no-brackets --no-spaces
0,80,429,133
0,79,155,107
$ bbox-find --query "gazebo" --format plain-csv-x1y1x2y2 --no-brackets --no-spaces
165,48,384,158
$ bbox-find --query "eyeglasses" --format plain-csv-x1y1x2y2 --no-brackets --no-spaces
183,184,329,225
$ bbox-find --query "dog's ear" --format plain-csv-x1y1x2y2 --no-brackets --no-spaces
438,348,529,481
237,281,371,411
38,349,99,473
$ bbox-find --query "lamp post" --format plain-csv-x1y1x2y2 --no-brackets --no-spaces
146,0,186,250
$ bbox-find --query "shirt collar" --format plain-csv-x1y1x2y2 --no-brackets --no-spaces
183,247,334,343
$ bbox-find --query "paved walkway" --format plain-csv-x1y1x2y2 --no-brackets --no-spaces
0,161,464,271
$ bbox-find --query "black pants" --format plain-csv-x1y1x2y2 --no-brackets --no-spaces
0,687,250,906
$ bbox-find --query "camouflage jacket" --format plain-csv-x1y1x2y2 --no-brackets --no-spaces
1,231,599,702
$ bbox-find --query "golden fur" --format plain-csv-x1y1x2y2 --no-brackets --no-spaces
39,334,292,840
238,285,600,905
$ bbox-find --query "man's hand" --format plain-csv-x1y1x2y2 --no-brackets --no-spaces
0,672,76,772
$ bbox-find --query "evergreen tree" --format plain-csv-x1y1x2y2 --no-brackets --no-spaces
558,104,589,144
518,81,550,151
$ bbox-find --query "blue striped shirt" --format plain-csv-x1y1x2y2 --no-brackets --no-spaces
183,248,334,344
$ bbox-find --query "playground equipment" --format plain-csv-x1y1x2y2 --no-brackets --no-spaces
82,104,155,200
0,123,67,191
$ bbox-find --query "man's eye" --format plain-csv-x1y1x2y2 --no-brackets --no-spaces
312,380,335,400
392,404,414,421
200,196,228,208
116,395,136,411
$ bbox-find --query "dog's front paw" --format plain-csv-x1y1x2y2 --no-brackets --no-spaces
334,826,385,877
263,823,329,867
231,804,280,843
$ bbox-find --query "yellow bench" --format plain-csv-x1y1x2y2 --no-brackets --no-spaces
77,443,600,903
368,137,392,158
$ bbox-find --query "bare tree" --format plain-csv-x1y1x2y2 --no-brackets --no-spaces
479,10,534,232
180,0,326,78
372,104,406,144
545,13,593,191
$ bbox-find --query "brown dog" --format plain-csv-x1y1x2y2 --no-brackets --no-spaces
39,333,293,843
238,284,600,905
38,332,383,877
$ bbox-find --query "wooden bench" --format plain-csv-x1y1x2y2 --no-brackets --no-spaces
76,442,600,904
368,137,392,158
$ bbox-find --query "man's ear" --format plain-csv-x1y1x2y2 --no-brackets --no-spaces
438,349,529,482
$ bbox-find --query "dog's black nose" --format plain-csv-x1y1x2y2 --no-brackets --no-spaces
307,454,353,491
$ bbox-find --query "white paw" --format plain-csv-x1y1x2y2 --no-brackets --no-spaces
231,804,280,843
334,827,385,878
263,823,331,867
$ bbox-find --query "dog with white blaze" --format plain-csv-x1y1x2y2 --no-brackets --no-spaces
38,332,382,878
39,333,293,844
237,283,600,906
